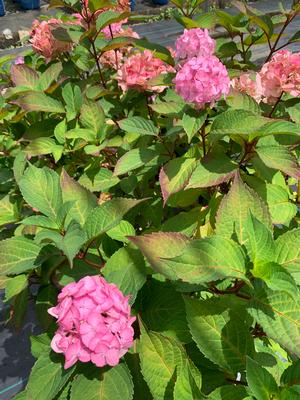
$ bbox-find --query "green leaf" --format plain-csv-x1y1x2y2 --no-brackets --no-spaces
159,158,197,204
36,221,87,267
25,138,61,157
85,198,144,240
71,363,133,400
216,174,272,244
114,148,157,176
60,169,97,226
257,120,300,136
22,215,59,229
142,280,191,343
10,285,29,329
208,386,249,400
250,15,274,36
281,360,300,386
38,62,63,91
161,207,204,237
0,237,41,275
26,353,74,400
129,232,190,280
96,10,130,30
139,328,181,400
103,246,146,304
4,274,28,302
62,82,82,120
246,357,278,400
286,102,300,123
210,109,267,138
19,165,63,223
106,220,135,242
256,145,300,179
185,297,254,374
124,349,153,400
194,11,216,28
275,228,300,283
166,235,247,284
181,110,207,142
252,262,299,299
134,38,174,66
253,182,297,226
119,116,159,136
65,128,96,141
186,151,237,189
80,100,105,135
248,285,300,359
0,194,19,226
79,168,120,192
173,357,203,400
244,211,275,266
14,92,65,113
11,64,39,88
150,101,185,115
226,91,261,114
30,333,52,358
13,150,27,184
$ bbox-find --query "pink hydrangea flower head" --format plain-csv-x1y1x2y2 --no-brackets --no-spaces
258,50,291,104
175,55,230,108
231,72,262,103
117,50,175,92
30,18,74,61
258,50,300,103
175,28,215,61
48,276,136,369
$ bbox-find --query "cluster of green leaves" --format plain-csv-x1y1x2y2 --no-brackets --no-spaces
2,0,300,399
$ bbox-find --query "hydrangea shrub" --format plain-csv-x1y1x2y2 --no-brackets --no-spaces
2,0,300,399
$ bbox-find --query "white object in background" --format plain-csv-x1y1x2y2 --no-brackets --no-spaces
2,29,13,39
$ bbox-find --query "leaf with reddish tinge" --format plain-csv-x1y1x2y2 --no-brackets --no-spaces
159,158,198,205
13,92,65,113
186,152,237,189
11,64,39,89
256,145,300,180
129,232,189,280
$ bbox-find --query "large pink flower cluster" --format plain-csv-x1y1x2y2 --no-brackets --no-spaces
48,276,135,369
118,50,175,92
175,55,230,108
232,50,300,104
30,18,77,61
175,28,215,61
259,50,300,103
174,28,229,108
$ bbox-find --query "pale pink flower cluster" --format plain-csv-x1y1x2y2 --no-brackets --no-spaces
175,55,230,108
232,50,300,104
175,28,215,61
118,49,175,92
30,18,78,61
48,276,135,369
259,50,300,103
231,72,262,103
